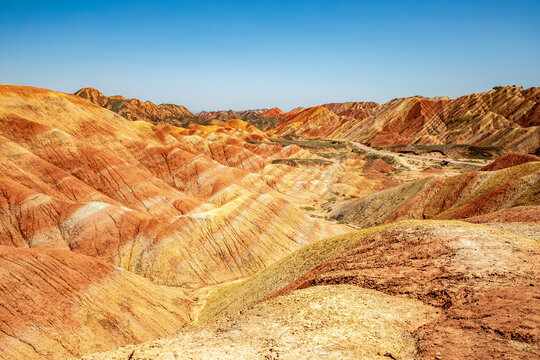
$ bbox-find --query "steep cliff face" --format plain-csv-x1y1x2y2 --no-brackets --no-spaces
272,86,540,153
74,87,201,126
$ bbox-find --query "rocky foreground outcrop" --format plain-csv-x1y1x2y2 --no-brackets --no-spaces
81,221,540,359
271,86,540,153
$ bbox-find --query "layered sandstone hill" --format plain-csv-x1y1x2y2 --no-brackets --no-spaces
1,85,376,359
74,87,203,126
82,221,540,359
0,246,192,360
199,108,281,130
323,101,379,119
260,107,285,119
272,105,350,138
480,152,540,171
327,160,540,228
271,86,540,153
0,85,353,289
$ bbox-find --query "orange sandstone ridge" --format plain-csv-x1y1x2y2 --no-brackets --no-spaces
480,152,540,171
271,86,540,153
75,87,200,126
260,107,285,119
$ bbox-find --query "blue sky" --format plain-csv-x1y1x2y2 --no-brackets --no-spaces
1,0,539,111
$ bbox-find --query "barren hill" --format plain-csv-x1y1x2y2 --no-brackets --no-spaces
272,86,540,153
79,221,540,359
74,87,203,127
199,108,282,130
327,160,540,228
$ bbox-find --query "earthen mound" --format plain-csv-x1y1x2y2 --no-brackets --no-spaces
199,221,540,359
464,205,540,223
481,152,540,171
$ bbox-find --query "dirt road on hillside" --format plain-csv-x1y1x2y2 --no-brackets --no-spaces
349,141,486,167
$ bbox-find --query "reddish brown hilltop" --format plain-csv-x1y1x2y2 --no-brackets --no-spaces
271,86,540,153
260,107,285,119
480,152,540,171
271,105,348,138
75,87,201,126
282,106,305,120
198,109,240,120
323,101,379,119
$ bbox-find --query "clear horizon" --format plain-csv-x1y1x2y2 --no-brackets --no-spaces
1,0,539,112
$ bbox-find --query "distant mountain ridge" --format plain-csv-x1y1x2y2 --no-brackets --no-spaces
199,108,283,130
270,85,540,153
75,85,539,153
75,87,207,127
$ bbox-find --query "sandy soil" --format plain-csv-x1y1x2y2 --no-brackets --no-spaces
482,222,540,240
75,285,437,360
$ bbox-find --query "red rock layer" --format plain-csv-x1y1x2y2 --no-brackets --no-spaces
260,107,285,119
328,161,540,228
0,246,191,360
481,152,540,171
463,205,540,223
267,222,540,359
323,101,379,119
75,87,198,126
270,106,349,138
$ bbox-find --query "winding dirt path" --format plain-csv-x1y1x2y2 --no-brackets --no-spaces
349,141,486,167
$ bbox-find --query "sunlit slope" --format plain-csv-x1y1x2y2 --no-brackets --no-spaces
197,220,540,359
0,246,192,360
327,161,540,228
0,85,347,287
271,86,540,153
77,286,437,360
74,87,200,126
